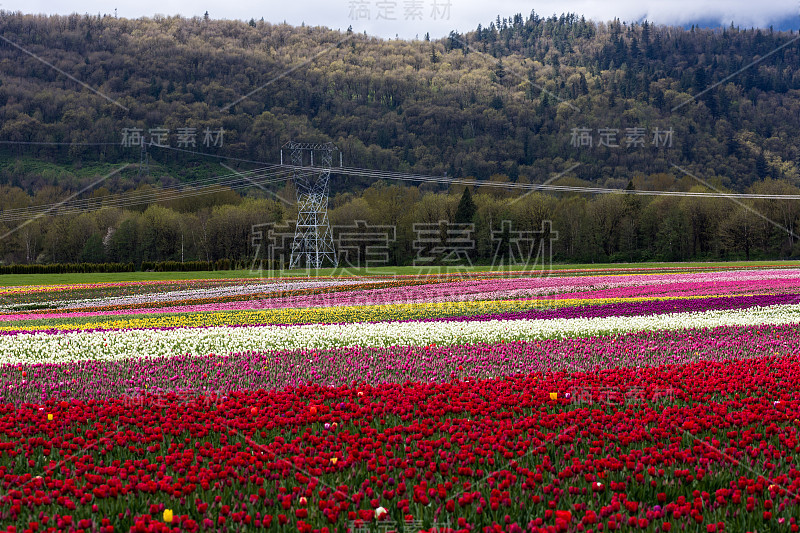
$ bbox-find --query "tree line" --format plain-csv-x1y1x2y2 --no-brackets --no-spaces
2,175,799,268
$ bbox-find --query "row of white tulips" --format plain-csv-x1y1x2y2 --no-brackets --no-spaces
2,303,800,365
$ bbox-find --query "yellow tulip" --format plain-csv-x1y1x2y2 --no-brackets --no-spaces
163,509,173,523
549,392,558,400
47,414,53,421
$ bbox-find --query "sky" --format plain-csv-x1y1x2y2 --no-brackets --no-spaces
6,0,800,39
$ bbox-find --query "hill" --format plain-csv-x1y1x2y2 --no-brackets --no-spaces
1,12,799,191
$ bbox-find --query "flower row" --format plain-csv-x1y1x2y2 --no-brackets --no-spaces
1,357,799,532
4,302,800,364
1,323,798,404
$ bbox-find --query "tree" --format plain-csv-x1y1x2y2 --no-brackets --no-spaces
141,205,182,262
79,233,106,263
589,194,626,259
578,72,589,95
755,151,770,179
494,59,505,81
720,206,759,260
751,179,800,255
623,180,640,215
681,191,724,257
454,187,477,223
108,218,141,265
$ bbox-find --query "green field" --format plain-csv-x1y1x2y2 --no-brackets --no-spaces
0,260,798,286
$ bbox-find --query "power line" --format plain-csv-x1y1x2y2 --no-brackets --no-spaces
0,140,281,167
0,141,119,146
0,165,274,217
5,139,800,201
0,167,300,222
321,165,800,200
0,143,298,221
150,144,284,167
0,173,294,221
0,175,293,221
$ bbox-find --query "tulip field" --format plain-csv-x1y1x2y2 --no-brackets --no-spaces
2,266,800,533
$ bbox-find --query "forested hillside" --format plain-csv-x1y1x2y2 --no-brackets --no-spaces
2,12,800,187
1,12,800,265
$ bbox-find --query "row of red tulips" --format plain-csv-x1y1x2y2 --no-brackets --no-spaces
0,354,799,532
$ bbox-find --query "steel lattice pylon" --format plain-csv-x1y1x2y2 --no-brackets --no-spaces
137,142,149,179
282,141,339,269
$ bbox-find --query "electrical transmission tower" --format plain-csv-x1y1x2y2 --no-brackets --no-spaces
281,141,341,269
137,141,149,179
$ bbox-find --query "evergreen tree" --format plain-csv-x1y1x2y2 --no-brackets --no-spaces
578,73,589,95
755,151,770,179
495,58,505,80
455,187,477,223
623,180,641,215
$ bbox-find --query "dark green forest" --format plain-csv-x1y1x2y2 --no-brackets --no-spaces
1,12,800,265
